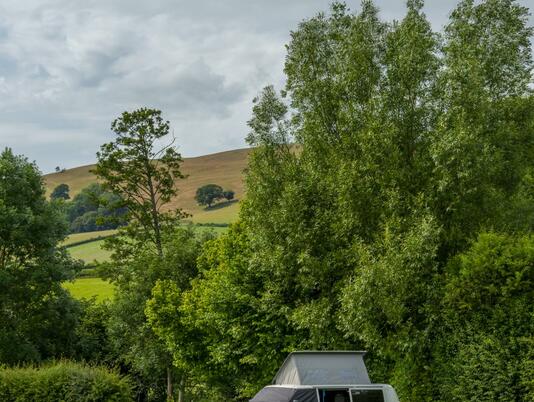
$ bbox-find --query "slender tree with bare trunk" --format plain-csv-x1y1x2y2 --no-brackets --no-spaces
93,108,187,401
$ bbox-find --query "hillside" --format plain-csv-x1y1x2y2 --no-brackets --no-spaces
43,148,250,224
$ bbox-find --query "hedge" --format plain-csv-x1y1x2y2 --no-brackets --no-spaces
0,362,133,401
78,267,99,278
64,234,117,248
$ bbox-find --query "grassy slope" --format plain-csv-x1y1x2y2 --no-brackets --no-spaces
63,278,114,302
64,225,228,263
68,239,112,263
44,148,250,224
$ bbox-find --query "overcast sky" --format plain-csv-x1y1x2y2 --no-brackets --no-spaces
0,0,532,173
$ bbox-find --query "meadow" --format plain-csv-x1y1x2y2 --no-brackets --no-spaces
64,226,227,263
68,239,112,264
63,278,115,302
63,225,228,302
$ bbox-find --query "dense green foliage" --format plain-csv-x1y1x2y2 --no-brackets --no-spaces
435,232,534,400
50,183,70,200
145,1,534,401
0,150,132,399
1,1,533,401
0,362,133,402
105,228,212,401
66,183,127,233
0,148,81,364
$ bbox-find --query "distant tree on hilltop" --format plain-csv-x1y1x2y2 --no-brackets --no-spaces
195,184,223,207
50,183,70,200
195,184,235,208
223,190,234,201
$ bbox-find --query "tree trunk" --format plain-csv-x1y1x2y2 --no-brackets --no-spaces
167,367,174,401
178,375,185,402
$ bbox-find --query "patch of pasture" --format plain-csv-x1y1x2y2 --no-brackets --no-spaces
63,278,114,302
68,239,112,263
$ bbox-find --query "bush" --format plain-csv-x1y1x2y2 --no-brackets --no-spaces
434,233,534,401
0,362,133,401
77,267,99,278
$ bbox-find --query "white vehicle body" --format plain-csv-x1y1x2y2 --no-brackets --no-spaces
250,352,401,402
252,384,400,402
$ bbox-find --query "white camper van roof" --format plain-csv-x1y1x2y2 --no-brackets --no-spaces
273,351,370,386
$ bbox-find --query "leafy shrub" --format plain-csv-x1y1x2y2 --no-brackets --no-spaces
0,362,133,402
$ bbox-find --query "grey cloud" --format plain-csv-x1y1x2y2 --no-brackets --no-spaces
0,25,8,39
0,0,532,173
0,55,18,77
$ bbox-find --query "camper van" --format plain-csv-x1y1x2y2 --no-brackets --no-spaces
250,351,400,402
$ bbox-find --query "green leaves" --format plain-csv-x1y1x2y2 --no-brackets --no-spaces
93,108,186,253
436,233,534,401
137,1,534,400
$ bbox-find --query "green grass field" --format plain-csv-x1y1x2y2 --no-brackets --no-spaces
63,278,114,302
64,226,228,263
187,225,229,235
192,202,240,224
68,239,112,263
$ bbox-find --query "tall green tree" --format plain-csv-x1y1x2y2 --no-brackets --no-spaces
94,108,187,401
148,1,534,400
106,228,210,402
0,148,80,364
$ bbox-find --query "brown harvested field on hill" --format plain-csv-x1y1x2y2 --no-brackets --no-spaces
43,148,250,224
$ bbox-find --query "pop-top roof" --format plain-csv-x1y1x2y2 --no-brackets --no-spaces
273,351,370,386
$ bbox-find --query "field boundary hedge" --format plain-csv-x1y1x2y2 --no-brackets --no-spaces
183,222,230,227
64,234,117,248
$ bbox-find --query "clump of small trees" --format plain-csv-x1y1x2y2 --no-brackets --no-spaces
195,184,235,208
50,183,127,233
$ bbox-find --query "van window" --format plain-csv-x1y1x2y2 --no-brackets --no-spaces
350,389,384,402
318,389,350,402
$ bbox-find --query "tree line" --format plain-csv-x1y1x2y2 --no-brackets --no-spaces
0,0,533,401
50,182,127,233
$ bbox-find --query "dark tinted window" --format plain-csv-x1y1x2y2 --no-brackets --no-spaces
318,389,350,402
350,389,384,402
